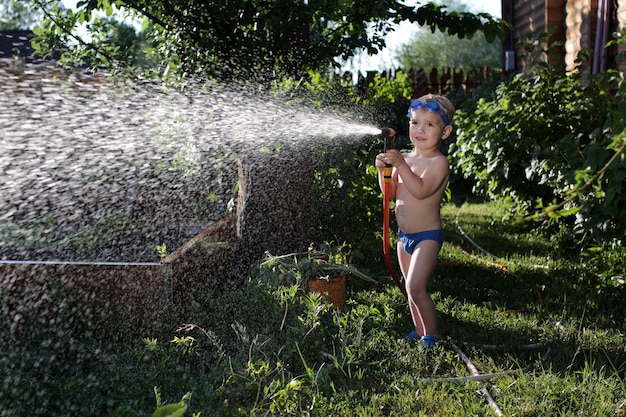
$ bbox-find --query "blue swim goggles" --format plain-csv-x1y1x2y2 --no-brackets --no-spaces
407,99,448,126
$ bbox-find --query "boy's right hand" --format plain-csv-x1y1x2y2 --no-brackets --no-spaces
377,150,404,168
375,153,387,169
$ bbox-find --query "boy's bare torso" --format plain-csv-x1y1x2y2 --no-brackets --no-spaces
394,152,449,234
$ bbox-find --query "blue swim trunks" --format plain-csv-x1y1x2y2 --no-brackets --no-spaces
398,229,444,255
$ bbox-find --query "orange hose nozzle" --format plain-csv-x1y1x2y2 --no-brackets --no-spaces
381,127,396,137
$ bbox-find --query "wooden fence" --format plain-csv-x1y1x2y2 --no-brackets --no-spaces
341,66,495,97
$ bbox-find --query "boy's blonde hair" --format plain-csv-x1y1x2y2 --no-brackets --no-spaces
417,94,455,126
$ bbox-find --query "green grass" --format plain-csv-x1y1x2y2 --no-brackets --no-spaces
1,199,625,416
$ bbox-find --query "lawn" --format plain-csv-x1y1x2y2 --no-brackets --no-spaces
1,198,624,416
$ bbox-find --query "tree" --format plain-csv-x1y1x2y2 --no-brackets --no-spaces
0,0,46,30
94,18,152,68
395,0,501,70
29,0,504,80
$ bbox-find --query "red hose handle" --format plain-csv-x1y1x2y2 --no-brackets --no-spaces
382,169,405,296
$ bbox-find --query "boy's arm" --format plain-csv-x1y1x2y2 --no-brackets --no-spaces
395,156,449,200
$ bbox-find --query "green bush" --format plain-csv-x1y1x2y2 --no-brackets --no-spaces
450,32,626,248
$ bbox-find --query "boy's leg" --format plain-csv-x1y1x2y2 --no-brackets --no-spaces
398,240,441,339
397,243,424,337
397,241,424,338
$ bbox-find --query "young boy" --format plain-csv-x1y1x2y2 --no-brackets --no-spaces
375,94,455,348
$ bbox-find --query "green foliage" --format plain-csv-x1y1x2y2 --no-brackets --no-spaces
357,71,415,135
155,243,168,260
0,216,58,250
257,243,377,289
582,242,626,290
395,1,501,70
450,33,626,247
308,141,382,260
0,209,162,261
30,1,140,72
65,209,154,256
151,389,190,417
0,0,45,30
397,30,501,70
100,18,155,68
2,200,625,416
28,0,503,80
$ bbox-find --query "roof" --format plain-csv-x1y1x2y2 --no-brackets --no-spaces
0,29,60,66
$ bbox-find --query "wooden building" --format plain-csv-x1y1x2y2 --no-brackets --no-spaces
501,0,626,73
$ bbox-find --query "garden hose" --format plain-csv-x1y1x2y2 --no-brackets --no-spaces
416,340,552,417
453,208,544,311
381,128,406,296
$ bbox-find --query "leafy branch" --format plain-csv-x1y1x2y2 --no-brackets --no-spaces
528,131,626,221
32,0,117,64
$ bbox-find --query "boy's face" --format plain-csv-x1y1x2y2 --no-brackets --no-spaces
408,109,451,151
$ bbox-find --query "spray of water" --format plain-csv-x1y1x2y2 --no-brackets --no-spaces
0,68,383,262
0,60,390,417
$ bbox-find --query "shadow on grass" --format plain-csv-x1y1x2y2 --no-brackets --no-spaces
425,238,625,380
432,256,541,313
